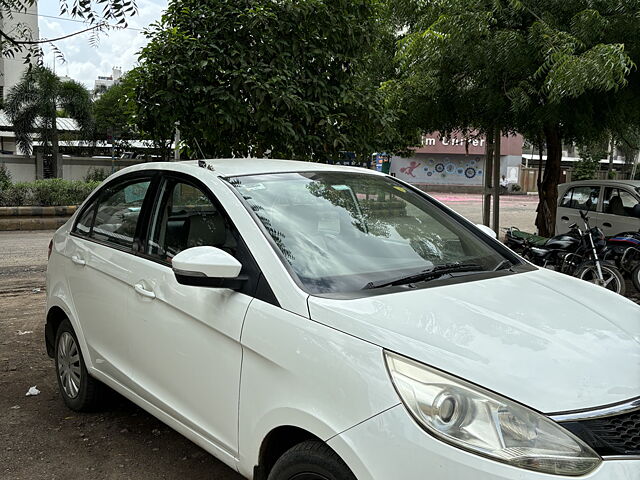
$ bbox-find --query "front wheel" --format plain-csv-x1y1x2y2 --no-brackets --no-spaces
632,265,640,293
575,262,626,295
267,441,357,480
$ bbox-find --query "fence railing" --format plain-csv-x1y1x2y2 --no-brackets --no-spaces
519,167,632,192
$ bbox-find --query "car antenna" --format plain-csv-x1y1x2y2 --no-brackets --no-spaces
194,138,207,161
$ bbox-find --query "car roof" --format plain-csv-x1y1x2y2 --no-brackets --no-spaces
119,158,380,177
559,179,640,188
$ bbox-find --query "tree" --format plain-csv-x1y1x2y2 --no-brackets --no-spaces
386,0,639,236
133,0,396,161
1,0,138,62
93,73,136,143
5,66,93,176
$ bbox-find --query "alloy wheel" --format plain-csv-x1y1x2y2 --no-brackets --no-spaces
57,332,82,399
578,265,623,294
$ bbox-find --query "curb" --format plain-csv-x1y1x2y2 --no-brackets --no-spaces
0,217,70,231
0,206,77,216
0,205,76,231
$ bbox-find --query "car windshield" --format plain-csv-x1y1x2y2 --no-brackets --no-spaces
230,172,514,294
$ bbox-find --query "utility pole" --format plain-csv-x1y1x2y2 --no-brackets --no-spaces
174,121,181,161
483,130,495,227
492,129,501,233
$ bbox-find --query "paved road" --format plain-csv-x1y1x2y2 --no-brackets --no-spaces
430,193,538,232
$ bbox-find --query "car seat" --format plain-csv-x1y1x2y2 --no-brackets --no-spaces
608,195,626,216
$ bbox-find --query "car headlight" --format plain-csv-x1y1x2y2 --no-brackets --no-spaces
385,351,601,476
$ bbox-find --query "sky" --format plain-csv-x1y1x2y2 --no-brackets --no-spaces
39,0,168,88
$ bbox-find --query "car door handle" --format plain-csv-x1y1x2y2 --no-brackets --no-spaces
603,222,612,228
71,255,86,266
134,283,156,299
561,216,569,221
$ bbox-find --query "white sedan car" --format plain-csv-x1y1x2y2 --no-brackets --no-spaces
45,159,639,480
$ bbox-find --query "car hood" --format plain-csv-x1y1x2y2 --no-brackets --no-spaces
308,268,640,413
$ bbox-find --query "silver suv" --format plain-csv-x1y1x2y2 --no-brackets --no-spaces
557,179,640,234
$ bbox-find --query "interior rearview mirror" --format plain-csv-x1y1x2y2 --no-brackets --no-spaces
475,224,497,239
172,246,245,289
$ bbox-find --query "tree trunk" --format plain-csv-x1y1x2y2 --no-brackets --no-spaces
51,123,61,179
535,125,562,237
607,134,614,174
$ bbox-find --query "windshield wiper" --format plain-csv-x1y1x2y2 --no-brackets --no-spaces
363,262,485,290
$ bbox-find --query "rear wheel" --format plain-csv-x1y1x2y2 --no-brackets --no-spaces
54,319,105,411
267,441,356,480
632,265,640,293
575,262,626,295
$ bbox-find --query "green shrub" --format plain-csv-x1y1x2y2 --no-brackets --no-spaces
0,179,100,206
84,167,110,182
511,183,522,192
0,163,12,191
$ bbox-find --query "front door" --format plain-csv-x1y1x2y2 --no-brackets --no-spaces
124,176,251,462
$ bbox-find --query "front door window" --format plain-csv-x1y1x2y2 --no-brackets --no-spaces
146,180,236,264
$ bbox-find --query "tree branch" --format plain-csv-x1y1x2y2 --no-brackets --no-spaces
0,23,109,46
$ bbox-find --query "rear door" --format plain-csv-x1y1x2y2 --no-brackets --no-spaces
123,174,260,462
556,185,601,234
600,186,640,234
66,173,156,384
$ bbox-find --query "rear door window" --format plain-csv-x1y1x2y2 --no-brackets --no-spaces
89,179,152,249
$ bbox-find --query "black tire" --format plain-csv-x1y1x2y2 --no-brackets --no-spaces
267,441,357,480
575,261,626,295
632,265,640,293
54,319,105,411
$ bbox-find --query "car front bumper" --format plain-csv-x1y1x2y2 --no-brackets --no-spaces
327,405,639,480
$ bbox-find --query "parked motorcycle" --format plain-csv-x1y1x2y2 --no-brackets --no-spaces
505,210,626,295
603,231,640,293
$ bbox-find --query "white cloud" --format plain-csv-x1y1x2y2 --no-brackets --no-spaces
39,0,167,88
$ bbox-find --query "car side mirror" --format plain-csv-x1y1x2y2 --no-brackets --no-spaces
632,204,640,218
475,224,497,239
172,246,246,289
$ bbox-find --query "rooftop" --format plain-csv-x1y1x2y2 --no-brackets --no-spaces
179,158,376,177
0,111,80,133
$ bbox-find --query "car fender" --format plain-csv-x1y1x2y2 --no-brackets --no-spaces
236,299,400,477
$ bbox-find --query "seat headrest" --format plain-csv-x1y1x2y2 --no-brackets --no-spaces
608,196,625,215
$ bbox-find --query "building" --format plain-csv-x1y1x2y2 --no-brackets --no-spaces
390,132,524,192
0,1,39,100
94,67,122,94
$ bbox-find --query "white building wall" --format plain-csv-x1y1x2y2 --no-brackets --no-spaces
0,2,39,99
